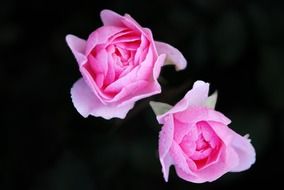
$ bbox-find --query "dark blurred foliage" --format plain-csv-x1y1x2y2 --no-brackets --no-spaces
1,0,284,189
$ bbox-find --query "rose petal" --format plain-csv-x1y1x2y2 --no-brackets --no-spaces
71,78,134,119
100,9,125,27
103,54,165,102
158,81,209,123
174,119,196,144
66,34,87,66
207,121,255,171
155,41,187,71
159,115,174,159
193,146,239,182
174,107,231,125
112,80,160,107
160,153,174,182
230,134,256,172
153,54,167,80
175,166,203,183
71,78,100,118
170,141,191,174
85,26,126,55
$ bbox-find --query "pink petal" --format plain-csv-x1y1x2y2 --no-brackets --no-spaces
158,81,209,123
66,34,87,66
100,9,125,27
193,146,239,182
174,119,197,144
71,78,99,118
71,78,134,119
208,121,255,171
122,14,148,36
208,121,237,146
174,107,231,125
160,153,173,182
230,134,256,172
85,26,126,55
112,80,161,107
100,10,148,38
159,115,174,159
175,166,203,183
155,41,187,71
134,35,150,64
153,53,166,80
170,141,191,174
103,54,165,104
159,115,174,181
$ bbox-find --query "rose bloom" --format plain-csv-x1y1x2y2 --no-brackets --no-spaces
155,81,255,183
66,9,186,119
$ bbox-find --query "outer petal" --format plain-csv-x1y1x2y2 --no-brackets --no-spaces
170,141,191,175
85,26,126,55
100,10,148,37
159,115,174,182
160,153,174,182
100,9,125,27
155,41,187,71
208,121,255,172
158,81,209,123
175,166,203,183
230,134,256,172
159,115,174,159
174,107,231,126
71,78,134,119
153,54,166,79
66,34,87,66
194,146,239,183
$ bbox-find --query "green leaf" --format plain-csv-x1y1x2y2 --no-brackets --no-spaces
149,101,172,116
205,91,218,109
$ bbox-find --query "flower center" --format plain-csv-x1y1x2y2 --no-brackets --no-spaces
180,121,221,169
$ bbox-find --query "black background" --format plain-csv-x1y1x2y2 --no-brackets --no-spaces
1,0,284,189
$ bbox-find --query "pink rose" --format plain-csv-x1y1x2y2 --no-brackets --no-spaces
66,10,187,119
151,81,255,183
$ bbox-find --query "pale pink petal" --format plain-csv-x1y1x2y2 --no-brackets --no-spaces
122,14,148,36
100,9,124,27
153,53,166,80
120,82,161,105
134,35,150,64
207,121,235,146
71,78,134,119
170,141,191,174
158,81,209,123
174,107,231,125
100,10,148,38
103,54,165,105
66,34,87,66
192,146,239,182
80,65,112,101
208,121,255,171
71,78,100,118
174,119,197,144
230,134,256,172
160,153,174,182
159,115,174,159
85,26,126,55
124,14,144,31
114,80,161,107
175,167,204,183
155,41,187,71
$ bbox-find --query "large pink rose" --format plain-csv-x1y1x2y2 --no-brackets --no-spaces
151,81,255,183
66,10,186,119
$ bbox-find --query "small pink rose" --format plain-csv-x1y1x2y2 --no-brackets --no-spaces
66,10,187,119
151,81,255,183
